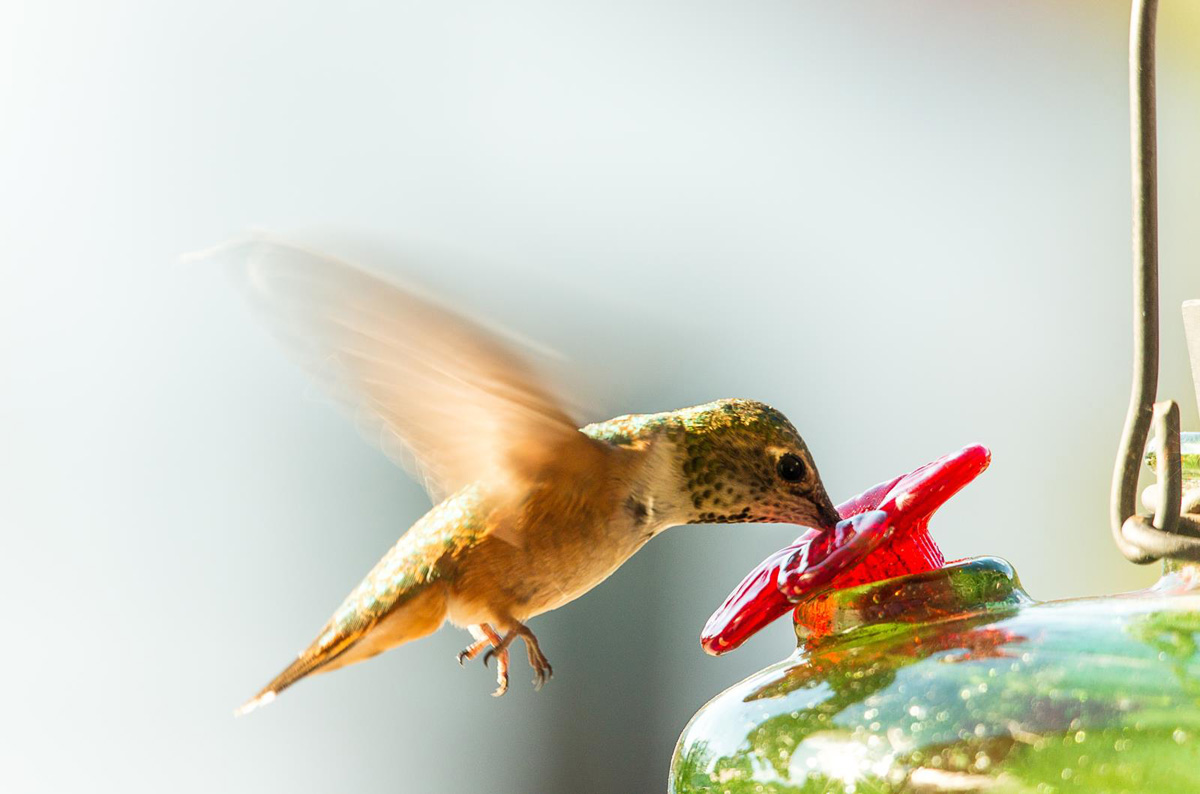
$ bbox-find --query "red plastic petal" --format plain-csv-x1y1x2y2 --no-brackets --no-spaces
700,444,991,655
777,511,893,596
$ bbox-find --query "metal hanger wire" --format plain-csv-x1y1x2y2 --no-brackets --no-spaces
1110,0,1200,563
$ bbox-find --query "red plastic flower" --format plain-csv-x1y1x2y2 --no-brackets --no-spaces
701,444,991,655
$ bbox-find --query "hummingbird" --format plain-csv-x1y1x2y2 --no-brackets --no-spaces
220,238,840,714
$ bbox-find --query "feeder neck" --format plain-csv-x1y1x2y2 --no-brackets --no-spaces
793,557,1032,647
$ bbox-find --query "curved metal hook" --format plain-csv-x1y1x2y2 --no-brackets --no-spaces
1109,0,1198,563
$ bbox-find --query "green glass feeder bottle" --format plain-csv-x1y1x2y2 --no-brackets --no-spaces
670,460,1200,793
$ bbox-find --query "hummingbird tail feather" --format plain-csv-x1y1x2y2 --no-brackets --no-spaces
233,651,330,717
234,582,449,716
234,689,276,717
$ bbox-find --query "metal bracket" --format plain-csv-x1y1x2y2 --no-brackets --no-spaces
1111,0,1200,563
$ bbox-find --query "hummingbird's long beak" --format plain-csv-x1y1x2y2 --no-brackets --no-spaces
815,492,842,529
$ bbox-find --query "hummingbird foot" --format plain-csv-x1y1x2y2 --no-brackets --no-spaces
522,629,553,690
457,623,510,695
483,647,510,697
457,623,503,665
483,621,553,691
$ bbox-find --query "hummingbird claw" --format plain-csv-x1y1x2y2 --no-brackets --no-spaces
478,631,512,694
488,648,511,696
531,661,553,691
457,626,499,667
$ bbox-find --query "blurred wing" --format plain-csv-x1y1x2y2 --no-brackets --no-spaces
205,235,588,504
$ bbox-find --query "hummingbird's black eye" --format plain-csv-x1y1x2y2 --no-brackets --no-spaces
776,453,806,483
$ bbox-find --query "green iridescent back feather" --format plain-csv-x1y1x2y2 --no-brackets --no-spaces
256,485,490,697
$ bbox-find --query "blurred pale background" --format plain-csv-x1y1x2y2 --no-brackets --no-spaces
3,1,1200,792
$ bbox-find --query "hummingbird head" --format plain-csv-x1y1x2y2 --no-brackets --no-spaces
673,399,840,530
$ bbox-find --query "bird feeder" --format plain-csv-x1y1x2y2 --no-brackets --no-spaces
670,2,1200,791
